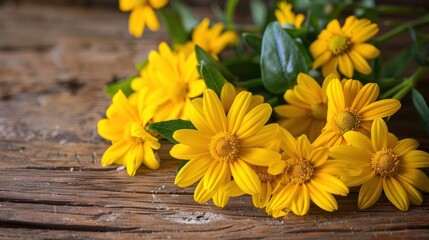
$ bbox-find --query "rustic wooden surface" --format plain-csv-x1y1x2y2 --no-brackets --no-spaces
1,2,429,239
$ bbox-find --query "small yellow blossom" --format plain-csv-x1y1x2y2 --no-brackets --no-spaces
275,1,305,29
267,128,348,216
119,0,169,38
97,90,160,176
310,16,380,78
170,87,281,200
313,78,400,147
275,73,337,141
330,118,429,211
178,18,238,58
131,42,205,121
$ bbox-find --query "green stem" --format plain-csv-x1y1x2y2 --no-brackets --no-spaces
374,14,429,44
380,80,407,99
392,67,429,100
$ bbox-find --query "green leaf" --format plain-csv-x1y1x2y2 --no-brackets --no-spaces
382,48,414,78
242,33,262,54
200,60,227,96
250,0,266,28
412,89,429,135
223,55,261,81
171,0,199,34
260,22,308,94
104,75,136,97
158,8,188,45
225,0,240,29
195,45,238,82
147,119,195,144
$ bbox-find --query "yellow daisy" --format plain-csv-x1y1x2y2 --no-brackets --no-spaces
194,179,245,208
267,128,349,216
313,78,401,148
131,42,205,121
97,89,160,176
251,166,281,208
178,18,238,58
119,0,169,38
274,73,337,142
330,118,429,211
310,16,380,78
170,88,281,198
275,1,305,29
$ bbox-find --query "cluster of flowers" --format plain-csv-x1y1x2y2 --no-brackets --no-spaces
98,0,429,217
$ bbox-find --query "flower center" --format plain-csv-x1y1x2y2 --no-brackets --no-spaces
310,103,327,120
328,35,351,55
371,148,399,177
209,132,240,162
252,166,276,182
332,109,361,135
288,159,314,184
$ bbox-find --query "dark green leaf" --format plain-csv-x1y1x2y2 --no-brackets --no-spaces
171,0,199,33
225,0,240,29
147,119,195,144
412,89,429,135
104,75,136,97
176,160,189,173
195,45,238,82
260,22,308,94
250,0,266,28
382,48,414,78
235,78,264,92
223,55,260,81
200,60,227,96
158,9,188,45
242,33,262,54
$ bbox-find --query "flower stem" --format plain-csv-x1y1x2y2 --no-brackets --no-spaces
392,67,429,100
374,14,429,44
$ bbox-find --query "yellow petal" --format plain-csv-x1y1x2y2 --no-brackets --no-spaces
308,146,329,167
401,150,429,169
348,50,372,75
329,145,371,163
358,175,382,209
142,143,160,169
327,79,345,114
312,51,332,69
309,40,326,59
292,185,310,216
119,0,137,11
311,173,349,196
307,181,338,211
338,54,354,78
393,139,419,157
321,57,339,77
396,176,423,206
236,103,272,139
101,139,131,167
353,44,380,59
351,23,379,44
351,83,379,111
274,105,309,118
343,131,374,155
203,161,229,192
227,91,252,134
240,124,279,148
398,168,429,192
189,99,214,134
128,7,146,38
220,82,236,112
269,182,298,210
97,119,124,141
230,159,261,195
194,180,214,204
148,0,168,9
143,6,160,31
169,143,208,160
125,144,142,176
383,177,409,211
371,118,388,150
175,157,212,188
173,129,210,148
239,148,280,166
203,89,227,132
359,99,401,120
188,80,205,98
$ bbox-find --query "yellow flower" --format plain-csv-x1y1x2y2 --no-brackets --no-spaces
131,42,205,121
178,18,238,58
267,128,349,216
170,88,281,198
275,1,305,29
274,73,336,142
119,0,169,38
313,78,400,147
194,179,245,208
330,118,429,211
310,16,380,78
97,90,160,176
251,166,281,208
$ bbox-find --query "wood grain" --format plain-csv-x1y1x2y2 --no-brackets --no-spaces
1,2,429,239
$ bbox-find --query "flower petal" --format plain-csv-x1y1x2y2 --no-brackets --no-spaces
351,82,379,111
383,177,409,211
101,139,131,167
227,91,253,133
240,124,279,148
308,146,329,167
292,185,310,216
236,103,272,139
398,168,429,192
203,161,229,192
393,139,419,157
173,129,210,148
230,159,261,195
396,176,423,206
174,157,212,187
307,181,338,211
203,89,227,132
359,99,401,120
343,131,374,155
353,44,380,59
311,173,349,196
371,118,388,150
239,148,280,166
401,150,429,169
358,175,382,209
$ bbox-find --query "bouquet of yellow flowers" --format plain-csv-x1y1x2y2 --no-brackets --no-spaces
98,0,429,217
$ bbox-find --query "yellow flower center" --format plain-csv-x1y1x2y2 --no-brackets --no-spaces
252,166,276,182
310,103,327,120
288,159,314,184
328,35,351,55
371,148,399,177
209,132,240,162
332,109,361,134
